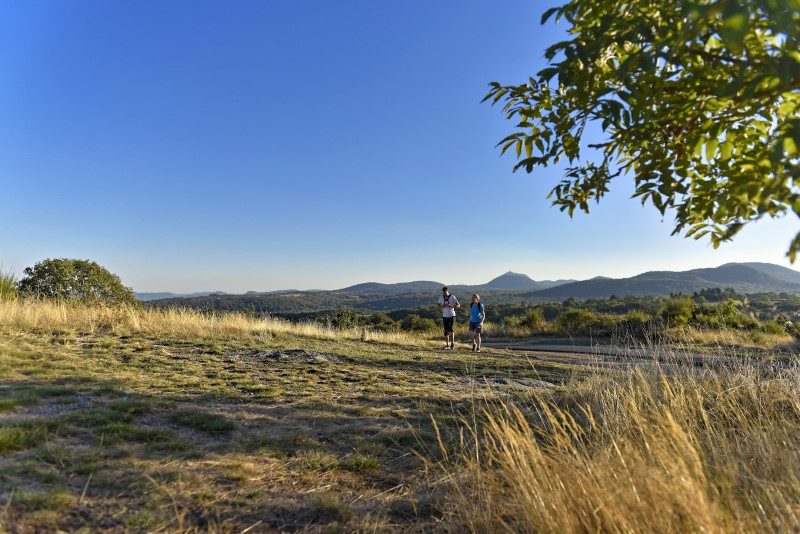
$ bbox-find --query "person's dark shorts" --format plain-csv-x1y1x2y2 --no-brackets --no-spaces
469,321,482,334
442,316,455,335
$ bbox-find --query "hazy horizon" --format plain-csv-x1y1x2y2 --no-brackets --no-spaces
130,245,799,294
3,1,797,294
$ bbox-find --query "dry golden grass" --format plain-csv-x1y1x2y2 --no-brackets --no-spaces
662,325,795,351
0,298,428,346
438,366,800,532
3,298,799,531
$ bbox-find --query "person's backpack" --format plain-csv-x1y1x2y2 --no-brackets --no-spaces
471,301,484,317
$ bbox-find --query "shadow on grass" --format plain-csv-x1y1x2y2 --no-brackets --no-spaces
0,375,474,531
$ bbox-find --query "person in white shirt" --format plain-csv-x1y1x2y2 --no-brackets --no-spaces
437,286,460,349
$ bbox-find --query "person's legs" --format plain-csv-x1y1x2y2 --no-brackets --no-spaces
448,318,455,348
476,324,482,352
443,317,454,348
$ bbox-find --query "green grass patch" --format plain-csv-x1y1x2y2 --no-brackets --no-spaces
170,409,235,433
341,453,381,472
108,398,153,416
0,422,53,453
124,508,161,529
6,458,60,482
0,385,72,412
295,450,340,472
62,408,132,428
14,488,74,512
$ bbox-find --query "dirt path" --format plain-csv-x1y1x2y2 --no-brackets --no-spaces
483,342,760,370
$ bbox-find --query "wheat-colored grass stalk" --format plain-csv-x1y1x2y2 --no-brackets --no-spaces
438,365,800,532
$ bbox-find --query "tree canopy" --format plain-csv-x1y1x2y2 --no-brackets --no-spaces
18,258,135,304
484,0,800,257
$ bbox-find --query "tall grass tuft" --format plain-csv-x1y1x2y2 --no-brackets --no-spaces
438,365,800,532
0,267,17,301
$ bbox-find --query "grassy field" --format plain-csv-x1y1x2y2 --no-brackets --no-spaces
1,300,799,532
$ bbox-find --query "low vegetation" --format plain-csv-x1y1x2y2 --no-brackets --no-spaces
0,298,798,531
269,289,799,353
442,366,800,532
0,269,15,302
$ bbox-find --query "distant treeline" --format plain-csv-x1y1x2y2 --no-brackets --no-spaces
145,289,555,314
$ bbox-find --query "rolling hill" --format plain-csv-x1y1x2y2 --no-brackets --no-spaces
134,291,229,301
340,281,444,294
527,263,800,299
143,263,800,313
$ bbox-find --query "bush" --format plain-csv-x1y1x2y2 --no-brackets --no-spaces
368,313,399,333
519,308,548,331
400,314,438,332
694,299,760,330
325,309,360,329
555,309,613,336
660,297,695,325
18,259,135,305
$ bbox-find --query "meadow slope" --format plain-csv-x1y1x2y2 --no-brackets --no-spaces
0,301,798,532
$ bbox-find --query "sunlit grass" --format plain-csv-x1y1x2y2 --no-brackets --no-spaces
2,298,799,531
0,298,432,346
436,365,800,532
0,268,16,301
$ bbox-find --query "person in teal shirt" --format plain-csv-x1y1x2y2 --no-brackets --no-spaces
468,294,485,352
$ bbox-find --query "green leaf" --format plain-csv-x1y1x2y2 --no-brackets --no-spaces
719,8,749,53
784,136,798,157
706,138,719,161
719,141,733,161
540,7,559,25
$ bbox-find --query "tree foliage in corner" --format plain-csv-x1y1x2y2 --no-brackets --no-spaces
18,258,135,304
485,0,800,257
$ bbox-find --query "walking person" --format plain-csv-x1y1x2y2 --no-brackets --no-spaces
437,286,460,349
469,294,485,352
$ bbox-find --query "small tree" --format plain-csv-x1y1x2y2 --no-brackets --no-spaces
520,308,549,331
18,259,135,305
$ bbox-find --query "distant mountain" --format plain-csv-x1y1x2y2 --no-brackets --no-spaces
733,262,800,284
483,272,537,290
480,271,575,291
139,262,800,309
341,273,576,294
135,291,229,301
340,281,444,294
527,263,800,299
135,292,177,301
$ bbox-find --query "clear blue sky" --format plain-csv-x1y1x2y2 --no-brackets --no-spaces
2,0,797,292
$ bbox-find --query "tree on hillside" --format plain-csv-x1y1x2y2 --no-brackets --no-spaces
18,258,135,304
485,0,800,257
